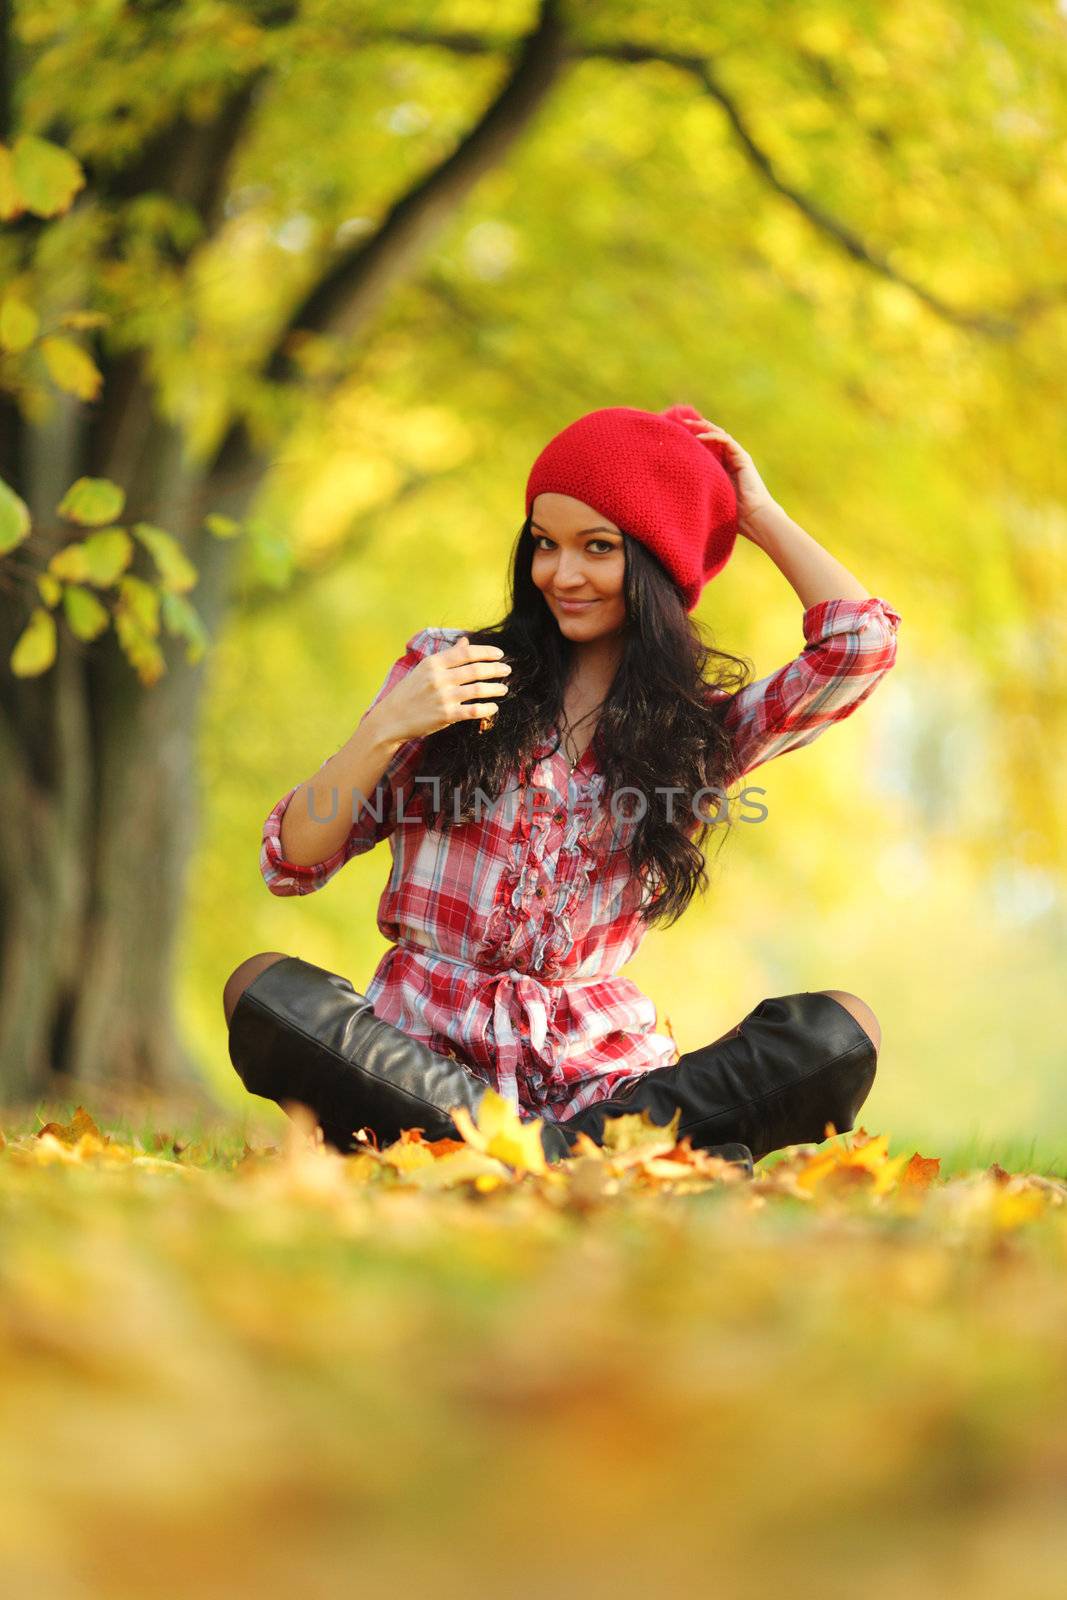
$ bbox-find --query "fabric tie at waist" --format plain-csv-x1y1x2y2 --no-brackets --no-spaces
393,938,610,1110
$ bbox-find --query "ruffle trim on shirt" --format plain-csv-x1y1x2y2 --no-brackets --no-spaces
480,759,613,978
480,754,550,968
529,785,610,980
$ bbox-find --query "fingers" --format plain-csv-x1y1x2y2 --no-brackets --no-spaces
436,635,512,718
444,636,511,687
461,684,508,709
455,659,511,680
448,635,506,662
450,666,511,709
678,416,743,450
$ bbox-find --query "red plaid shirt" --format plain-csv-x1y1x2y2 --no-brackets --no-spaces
261,597,901,1121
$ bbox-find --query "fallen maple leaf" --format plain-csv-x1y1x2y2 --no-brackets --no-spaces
899,1153,941,1190
36,1106,105,1146
395,1127,468,1157
449,1087,552,1175
392,1148,513,1192
598,1106,682,1160
789,1131,908,1197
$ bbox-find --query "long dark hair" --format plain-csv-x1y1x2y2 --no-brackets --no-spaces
414,514,756,929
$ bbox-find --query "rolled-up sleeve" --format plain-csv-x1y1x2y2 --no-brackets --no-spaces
716,596,902,784
259,627,455,896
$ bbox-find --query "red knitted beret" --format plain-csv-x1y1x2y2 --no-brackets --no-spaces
524,403,739,611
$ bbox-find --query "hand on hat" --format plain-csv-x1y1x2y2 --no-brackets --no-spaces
676,414,779,540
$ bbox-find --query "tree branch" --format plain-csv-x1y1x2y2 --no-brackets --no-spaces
92,1,298,205
91,77,270,497
361,23,1055,338
268,1,568,370
205,0,569,495
611,42,1018,338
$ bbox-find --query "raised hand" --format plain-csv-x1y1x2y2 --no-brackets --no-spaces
676,414,779,539
376,636,512,743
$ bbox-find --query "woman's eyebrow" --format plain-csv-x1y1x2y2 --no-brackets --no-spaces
531,520,619,536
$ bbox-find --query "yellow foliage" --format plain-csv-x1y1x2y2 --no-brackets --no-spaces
449,1087,551,1176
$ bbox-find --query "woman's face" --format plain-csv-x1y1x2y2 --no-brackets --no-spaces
529,493,627,641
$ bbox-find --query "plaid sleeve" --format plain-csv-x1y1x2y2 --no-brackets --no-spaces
260,627,456,896
716,596,902,784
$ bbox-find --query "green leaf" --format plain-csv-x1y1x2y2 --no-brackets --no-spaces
161,591,209,664
114,609,165,686
132,522,198,594
11,134,85,217
36,572,62,608
117,574,160,635
0,296,39,353
62,583,110,641
41,336,102,401
83,528,133,585
0,475,31,554
57,478,126,527
50,528,135,586
10,607,57,677
246,518,293,589
203,513,241,540
82,531,133,588
48,542,92,582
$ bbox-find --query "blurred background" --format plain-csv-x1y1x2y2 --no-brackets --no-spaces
2,0,1065,1165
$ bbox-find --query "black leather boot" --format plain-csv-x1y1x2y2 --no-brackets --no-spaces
552,992,878,1167
227,955,573,1161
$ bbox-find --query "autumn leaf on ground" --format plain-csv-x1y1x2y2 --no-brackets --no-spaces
379,1137,439,1175
772,1129,909,1198
597,1106,682,1162
36,1105,104,1146
390,1147,513,1193
630,1132,753,1189
395,1126,468,1157
449,1087,553,1175
899,1153,942,1189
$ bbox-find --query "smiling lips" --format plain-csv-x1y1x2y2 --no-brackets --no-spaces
555,596,598,606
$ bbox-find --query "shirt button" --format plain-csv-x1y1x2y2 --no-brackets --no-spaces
553,810,565,823
535,886,546,899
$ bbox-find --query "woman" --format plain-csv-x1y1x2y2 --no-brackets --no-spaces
223,404,900,1172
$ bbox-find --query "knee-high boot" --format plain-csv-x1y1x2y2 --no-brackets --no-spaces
553,992,878,1166
227,954,574,1161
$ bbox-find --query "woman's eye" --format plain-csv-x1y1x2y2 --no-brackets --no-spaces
534,536,614,554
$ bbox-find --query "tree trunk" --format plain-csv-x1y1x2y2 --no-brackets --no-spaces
0,427,246,1104
0,645,92,1102
0,0,571,1104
